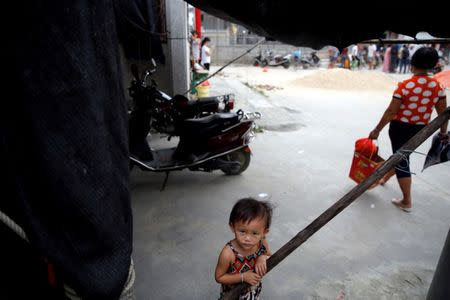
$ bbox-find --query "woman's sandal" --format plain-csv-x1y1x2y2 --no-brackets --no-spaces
391,198,412,213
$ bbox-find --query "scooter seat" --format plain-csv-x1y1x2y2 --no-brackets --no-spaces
172,94,219,115
181,113,239,135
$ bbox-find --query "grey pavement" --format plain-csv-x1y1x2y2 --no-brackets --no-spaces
131,66,450,299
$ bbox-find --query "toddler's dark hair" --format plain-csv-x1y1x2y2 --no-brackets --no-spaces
229,198,273,229
410,47,438,70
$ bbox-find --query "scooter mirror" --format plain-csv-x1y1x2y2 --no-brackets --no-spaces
148,58,157,74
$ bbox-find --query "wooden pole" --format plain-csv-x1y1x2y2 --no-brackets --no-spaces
220,107,450,300
361,38,450,45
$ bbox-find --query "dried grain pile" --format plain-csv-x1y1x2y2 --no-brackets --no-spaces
287,69,397,91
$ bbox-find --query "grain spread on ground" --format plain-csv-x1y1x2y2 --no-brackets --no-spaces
287,69,397,91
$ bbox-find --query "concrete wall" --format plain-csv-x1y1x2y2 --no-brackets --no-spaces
120,0,190,101
165,0,190,95
203,30,329,65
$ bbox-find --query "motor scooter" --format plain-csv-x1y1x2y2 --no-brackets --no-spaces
253,50,291,68
128,64,261,183
300,52,321,69
253,50,268,67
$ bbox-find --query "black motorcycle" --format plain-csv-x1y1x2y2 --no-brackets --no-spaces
253,50,268,67
128,62,235,137
128,63,260,177
253,50,291,68
300,52,321,69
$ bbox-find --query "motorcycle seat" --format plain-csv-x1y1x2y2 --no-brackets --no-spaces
181,113,239,135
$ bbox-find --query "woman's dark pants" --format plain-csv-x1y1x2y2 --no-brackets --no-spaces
389,120,426,178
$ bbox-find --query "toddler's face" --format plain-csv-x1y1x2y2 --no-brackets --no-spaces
231,218,268,251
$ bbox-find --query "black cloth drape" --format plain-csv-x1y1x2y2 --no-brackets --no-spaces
2,1,162,299
185,1,449,49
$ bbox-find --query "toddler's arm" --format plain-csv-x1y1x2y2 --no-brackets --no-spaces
255,239,271,276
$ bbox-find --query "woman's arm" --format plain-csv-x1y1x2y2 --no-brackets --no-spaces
369,97,402,139
435,97,449,143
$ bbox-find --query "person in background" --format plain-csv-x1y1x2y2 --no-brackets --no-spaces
293,48,302,68
398,44,410,74
375,45,384,69
190,30,201,69
340,47,350,69
350,44,359,69
367,44,377,70
328,47,339,69
200,37,212,70
368,47,448,212
389,44,399,73
383,45,392,73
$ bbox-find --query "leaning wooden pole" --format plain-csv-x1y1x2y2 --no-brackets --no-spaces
220,106,450,300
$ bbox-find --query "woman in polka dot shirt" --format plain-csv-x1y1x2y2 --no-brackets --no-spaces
368,47,448,212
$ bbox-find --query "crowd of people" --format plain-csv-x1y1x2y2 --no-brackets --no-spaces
329,43,450,74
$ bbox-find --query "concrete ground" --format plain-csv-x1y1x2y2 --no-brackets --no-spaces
131,65,450,299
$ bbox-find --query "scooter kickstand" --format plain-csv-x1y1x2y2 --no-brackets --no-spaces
160,171,170,191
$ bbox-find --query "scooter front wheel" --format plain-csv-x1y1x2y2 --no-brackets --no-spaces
220,148,251,175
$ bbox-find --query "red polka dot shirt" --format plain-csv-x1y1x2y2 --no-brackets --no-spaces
393,74,446,125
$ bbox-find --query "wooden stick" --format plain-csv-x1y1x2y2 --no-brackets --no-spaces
220,107,450,300
361,38,450,45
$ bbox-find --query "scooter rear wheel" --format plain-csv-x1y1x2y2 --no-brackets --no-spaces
220,148,251,175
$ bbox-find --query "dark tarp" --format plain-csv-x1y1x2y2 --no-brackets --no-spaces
2,1,162,299
115,0,166,63
185,1,449,49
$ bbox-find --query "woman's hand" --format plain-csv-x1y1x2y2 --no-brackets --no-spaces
242,271,261,286
439,132,449,144
255,255,269,277
368,129,380,140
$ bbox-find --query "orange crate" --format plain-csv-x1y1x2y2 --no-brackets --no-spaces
349,151,385,186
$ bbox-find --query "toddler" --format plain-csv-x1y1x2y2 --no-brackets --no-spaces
215,198,273,299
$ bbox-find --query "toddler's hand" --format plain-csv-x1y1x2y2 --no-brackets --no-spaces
242,271,261,286
255,255,269,277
